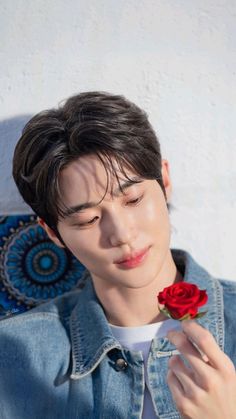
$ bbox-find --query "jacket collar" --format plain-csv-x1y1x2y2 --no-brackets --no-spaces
69,249,224,379
70,276,121,379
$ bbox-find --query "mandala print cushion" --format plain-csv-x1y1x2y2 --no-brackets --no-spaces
0,215,86,317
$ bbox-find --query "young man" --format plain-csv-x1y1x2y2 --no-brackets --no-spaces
0,91,235,418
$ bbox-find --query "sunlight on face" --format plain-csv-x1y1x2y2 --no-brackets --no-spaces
56,154,172,291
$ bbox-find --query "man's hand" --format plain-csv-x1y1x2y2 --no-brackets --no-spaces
167,320,236,419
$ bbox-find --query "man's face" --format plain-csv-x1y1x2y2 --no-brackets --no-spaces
46,154,172,291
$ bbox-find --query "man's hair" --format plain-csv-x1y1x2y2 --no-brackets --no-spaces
13,91,165,232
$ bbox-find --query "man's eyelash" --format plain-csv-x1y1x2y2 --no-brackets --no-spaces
75,195,144,227
78,216,99,227
126,194,144,205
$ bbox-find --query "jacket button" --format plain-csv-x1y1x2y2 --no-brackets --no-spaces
115,358,128,371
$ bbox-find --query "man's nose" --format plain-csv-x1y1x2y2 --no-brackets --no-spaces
108,213,137,247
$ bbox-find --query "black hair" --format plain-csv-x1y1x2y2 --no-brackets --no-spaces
13,91,165,236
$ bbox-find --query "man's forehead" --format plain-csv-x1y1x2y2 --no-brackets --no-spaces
62,155,117,178
59,155,141,204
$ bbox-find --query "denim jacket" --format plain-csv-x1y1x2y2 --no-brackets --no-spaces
0,249,236,419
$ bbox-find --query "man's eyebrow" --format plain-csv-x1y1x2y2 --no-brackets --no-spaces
63,176,143,218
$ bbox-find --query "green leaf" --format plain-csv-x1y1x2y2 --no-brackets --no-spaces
178,313,191,321
158,305,208,322
159,306,172,319
194,311,208,319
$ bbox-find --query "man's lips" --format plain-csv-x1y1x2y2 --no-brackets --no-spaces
114,247,150,268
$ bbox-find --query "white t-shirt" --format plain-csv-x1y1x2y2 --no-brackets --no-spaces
110,319,181,418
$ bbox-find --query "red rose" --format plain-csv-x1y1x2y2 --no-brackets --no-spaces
157,282,208,320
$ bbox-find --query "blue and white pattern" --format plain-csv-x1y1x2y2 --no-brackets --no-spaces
0,215,86,316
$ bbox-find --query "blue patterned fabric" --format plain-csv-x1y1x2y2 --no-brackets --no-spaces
0,215,86,317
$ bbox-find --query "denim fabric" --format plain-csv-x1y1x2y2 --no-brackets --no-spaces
0,249,236,419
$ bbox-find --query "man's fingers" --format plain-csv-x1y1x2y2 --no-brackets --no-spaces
167,364,196,418
181,320,233,372
168,355,195,396
167,328,213,388
167,368,185,400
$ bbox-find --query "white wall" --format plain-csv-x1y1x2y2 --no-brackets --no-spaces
1,0,236,279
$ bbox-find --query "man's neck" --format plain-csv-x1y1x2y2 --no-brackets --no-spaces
92,250,183,327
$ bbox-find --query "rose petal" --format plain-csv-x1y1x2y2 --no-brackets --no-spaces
157,282,208,321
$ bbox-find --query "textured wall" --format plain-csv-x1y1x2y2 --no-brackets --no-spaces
1,0,236,279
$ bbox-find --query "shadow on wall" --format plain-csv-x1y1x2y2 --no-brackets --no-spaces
0,116,89,318
0,115,33,214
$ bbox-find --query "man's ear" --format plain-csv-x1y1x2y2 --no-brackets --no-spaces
161,159,172,203
37,218,65,248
